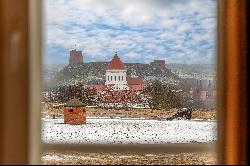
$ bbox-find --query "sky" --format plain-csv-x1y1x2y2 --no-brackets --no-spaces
43,0,217,65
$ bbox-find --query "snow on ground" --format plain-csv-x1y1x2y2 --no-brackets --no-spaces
42,118,217,144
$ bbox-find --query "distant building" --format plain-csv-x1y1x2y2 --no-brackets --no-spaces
105,52,129,90
127,77,144,91
84,52,147,107
192,79,216,109
69,49,83,65
150,60,165,68
87,52,145,92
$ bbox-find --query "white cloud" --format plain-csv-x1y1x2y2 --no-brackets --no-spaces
44,0,216,27
43,0,217,64
126,52,142,58
176,22,193,33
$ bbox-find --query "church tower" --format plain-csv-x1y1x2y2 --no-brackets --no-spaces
105,52,129,91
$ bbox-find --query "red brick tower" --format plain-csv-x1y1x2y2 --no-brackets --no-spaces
69,49,83,65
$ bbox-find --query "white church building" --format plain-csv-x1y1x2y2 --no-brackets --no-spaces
105,52,129,91
87,52,144,92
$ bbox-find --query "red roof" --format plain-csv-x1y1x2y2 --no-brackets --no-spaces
107,52,125,70
127,77,144,85
87,84,107,91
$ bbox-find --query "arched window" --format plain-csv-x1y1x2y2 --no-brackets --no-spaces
119,76,120,81
108,76,109,81
115,76,116,81
111,76,112,81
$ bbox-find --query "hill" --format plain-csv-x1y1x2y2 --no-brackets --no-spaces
44,62,184,90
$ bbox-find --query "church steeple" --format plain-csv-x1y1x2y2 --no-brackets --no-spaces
106,52,125,70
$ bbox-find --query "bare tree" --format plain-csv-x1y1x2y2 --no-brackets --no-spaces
147,80,191,109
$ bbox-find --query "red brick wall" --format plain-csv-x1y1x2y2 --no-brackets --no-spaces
64,107,86,124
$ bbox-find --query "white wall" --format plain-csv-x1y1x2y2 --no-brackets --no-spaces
105,69,129,90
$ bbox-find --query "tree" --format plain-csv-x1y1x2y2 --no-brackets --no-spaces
44,83,97,106
147,80,191,109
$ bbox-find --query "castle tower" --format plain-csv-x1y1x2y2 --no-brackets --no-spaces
69,49,83,65
150,60,166,68
105,52,129,91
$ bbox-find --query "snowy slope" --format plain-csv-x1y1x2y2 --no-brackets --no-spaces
42,118,217,144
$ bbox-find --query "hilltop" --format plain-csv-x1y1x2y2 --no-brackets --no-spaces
43,62,185,90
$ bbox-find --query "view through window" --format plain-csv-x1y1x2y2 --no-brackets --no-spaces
41,0,217,164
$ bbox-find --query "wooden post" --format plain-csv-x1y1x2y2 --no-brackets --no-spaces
0,0,29,164
217,0,248,164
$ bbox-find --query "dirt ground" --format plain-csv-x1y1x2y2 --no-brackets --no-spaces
42,150,217,165
42,102,216,120
86,108,216,120
41,103,217,165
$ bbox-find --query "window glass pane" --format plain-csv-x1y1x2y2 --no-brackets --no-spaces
42,0,217,164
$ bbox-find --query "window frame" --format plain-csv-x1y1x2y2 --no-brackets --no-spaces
30,0,248,164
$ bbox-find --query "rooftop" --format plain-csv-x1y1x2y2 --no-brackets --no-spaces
65,98,86,107
106,52,125,70
127,77,144,85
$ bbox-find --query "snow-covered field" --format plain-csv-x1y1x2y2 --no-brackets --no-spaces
42,117,217,144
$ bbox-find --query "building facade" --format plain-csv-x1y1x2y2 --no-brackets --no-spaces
105,52,129,91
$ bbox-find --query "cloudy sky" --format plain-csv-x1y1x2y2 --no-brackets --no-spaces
43,0,217,65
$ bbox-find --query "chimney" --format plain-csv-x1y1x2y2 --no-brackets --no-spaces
196,79,200,93
196,79,199,87
208,80,212,88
